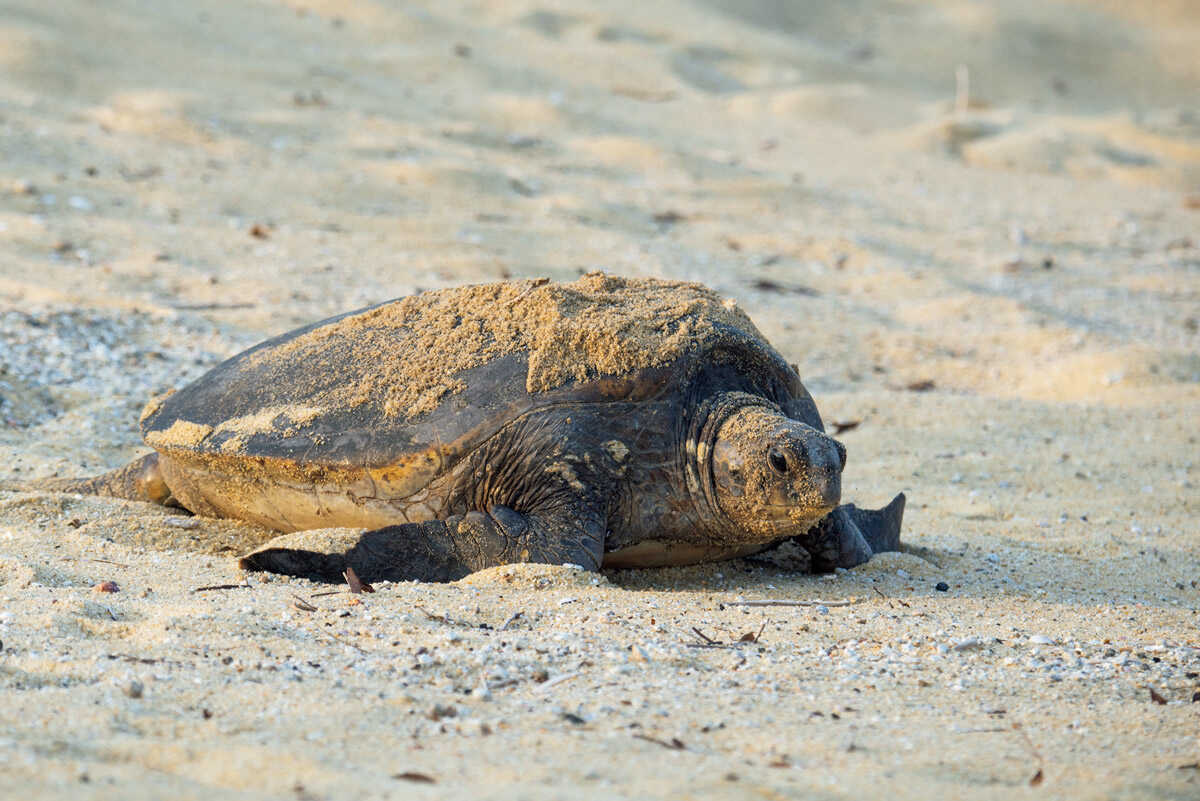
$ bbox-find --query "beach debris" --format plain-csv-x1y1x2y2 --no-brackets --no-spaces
427,704,457,721
831,420,861,434
651,210,686,225
633,734,685,751
392,772,436,784
904,379,936,392
739,621,767,643
1148,688,1167,705
538,671,581,691
249,223,271,239
343,566,374,594
1009,723,1045,786
94,581,119,593
163,516,199,529
498,610,524,631
414,605,449,625
124,680,144,699
935,582,950,592
723,598,857,608
1029,634,1055,645
290,595,318,613
952,637,985,651
750,278,819,297
192,583,252,592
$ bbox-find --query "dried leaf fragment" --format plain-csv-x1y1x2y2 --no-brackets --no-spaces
343,566,374,593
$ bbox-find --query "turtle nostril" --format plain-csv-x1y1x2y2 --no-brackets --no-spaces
768,448,789,475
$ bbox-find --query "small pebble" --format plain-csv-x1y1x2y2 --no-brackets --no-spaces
952,637,985,651
125,680,144,699
935,582,949,592
1030,634,1055,645
94,581,119,593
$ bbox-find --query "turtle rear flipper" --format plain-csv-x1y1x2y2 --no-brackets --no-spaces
240,503,606,584
27,453,175,505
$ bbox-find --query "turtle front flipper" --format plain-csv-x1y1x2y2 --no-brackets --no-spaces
801,492,906,572
240,503,606,584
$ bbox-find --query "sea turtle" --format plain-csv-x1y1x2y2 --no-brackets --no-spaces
49,273,905,582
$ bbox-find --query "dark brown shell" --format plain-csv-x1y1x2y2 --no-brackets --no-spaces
139,279,816,501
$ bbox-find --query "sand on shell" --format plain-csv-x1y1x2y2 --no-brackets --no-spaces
1,1,1198,799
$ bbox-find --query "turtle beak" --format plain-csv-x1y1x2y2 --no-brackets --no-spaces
777,428,844,510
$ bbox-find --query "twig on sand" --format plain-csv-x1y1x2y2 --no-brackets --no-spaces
290,594,318,612
633,734,686,751
691,627,718,645
89,558,130,568
537,671,581,691
310,625,367,654
724,598,857,608
414,605,449,624
499,610,524,631
192,583,253,592
1012,723,1045,786
873,586,910,608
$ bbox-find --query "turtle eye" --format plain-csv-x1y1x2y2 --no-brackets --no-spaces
767,448,789,475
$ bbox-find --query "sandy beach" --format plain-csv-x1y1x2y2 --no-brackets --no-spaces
1,1,1197,798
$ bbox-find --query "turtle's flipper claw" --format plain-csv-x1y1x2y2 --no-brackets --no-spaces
240,548,347,583
843,492,906,555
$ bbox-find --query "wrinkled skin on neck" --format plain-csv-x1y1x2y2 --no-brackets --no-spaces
709,404,846,542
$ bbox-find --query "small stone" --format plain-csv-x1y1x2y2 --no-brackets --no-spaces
952,637,985,651
1030,634,1055,645
427,704,457,721
124,680,144,699
94,581,119,593
935,582,949,592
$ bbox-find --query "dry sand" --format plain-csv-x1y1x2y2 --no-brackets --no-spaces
1,1,1197,798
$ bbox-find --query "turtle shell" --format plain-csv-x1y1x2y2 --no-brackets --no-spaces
139,274,816,529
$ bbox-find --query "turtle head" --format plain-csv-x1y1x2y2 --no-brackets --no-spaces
709,405,845,541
